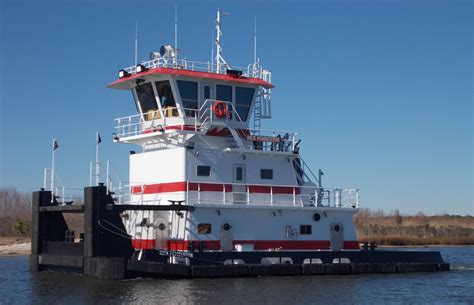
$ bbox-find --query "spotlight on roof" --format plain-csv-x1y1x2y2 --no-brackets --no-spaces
118,69,129,78
112,133,120,141
150,52,161,60
226,69,243,78
159,45,176,58
136,64,147,73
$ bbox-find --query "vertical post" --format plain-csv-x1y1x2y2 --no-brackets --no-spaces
106,161,110,194
293,187,296,206
216,9,221,73
314,188,318,207
186,181,189,205
222,183,225,204
43,168,48,190
254,16,257,67
51,139,58,202
247,185,250,205
135,20,138,68
95,132,99,186
89,162,92,186
198,183,201,204
194,111,197,131
356,189,360,208
270,186,273,206
174,4,178,59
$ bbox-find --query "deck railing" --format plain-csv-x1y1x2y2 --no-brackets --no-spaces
116,181,359,209
114,100,298,152
43,168,83,204
123,57,270,81
185,181,359,208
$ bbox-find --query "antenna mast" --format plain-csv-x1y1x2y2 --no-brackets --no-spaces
134,20,138,68
174,3,178,58
254,16,257,66
215,8,229,73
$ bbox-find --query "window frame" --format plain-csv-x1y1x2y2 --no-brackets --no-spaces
197,223,212,234
197,165,211,177
134,82,159,116
260,169,274,180
177,80,199,117
300,225,312,235
235,86,256,121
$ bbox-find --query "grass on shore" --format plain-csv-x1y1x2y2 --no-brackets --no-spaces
354,209,474,246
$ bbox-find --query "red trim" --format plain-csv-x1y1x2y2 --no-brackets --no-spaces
142,125,250,139
108,67,273,89
166,240,360,251
132,182,187,194
132,239,155,250
131,182,298,195
343,241,360,249
188,183,233,192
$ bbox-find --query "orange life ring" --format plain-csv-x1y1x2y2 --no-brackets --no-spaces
212,101,228,118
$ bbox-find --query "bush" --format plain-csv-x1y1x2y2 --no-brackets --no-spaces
12,221,30,236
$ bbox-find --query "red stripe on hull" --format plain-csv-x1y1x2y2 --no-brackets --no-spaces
165,240,360,251
131,239,155,250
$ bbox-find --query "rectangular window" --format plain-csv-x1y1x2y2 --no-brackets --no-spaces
236,167,243,181
135,83,158,114
177,80,198,116
197,165,211,176
260,169,273,180
300,225,312,235
235,87,255,121
198,223,212,234
216,85,232,103
155,81,177,117
204,86,211,100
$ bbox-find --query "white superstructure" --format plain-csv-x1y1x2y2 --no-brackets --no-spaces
107,10,360,255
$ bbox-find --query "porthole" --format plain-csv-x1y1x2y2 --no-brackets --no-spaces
158,223,166,231
223,223,231,231
314,213,321,221
334,224,341,232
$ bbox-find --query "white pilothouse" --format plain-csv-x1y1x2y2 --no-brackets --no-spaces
107,10,360,258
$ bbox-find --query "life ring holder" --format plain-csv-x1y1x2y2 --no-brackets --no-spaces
212,101,228,118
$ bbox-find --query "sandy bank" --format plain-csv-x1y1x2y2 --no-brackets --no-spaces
0,237,31,256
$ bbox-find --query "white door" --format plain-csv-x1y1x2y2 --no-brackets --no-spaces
233,164,247,203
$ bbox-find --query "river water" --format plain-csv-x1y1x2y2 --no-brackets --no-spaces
0,247,473,304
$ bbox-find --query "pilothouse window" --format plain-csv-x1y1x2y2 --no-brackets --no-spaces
216,85,232,103
177,80,198,116
235,87,255,121
155,81,177,117
135,83,158,114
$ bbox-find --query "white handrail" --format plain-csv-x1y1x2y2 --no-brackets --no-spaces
122,57,270,82
43,168,65,204
122,180,359,209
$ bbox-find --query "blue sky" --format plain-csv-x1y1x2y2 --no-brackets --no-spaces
1,0,472,215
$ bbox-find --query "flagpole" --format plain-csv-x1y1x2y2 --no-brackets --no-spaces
96,131,99,186
51,139,56,202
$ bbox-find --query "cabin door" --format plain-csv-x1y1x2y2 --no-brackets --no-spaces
220,222,233,251
200,83,214,109
233,164,247,203
330,223,344,251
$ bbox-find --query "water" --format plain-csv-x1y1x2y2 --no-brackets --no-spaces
0,247,473,305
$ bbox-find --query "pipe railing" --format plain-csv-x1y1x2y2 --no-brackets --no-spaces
123,57,270,81
122,181,359,209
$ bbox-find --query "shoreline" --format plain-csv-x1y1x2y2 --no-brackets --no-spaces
0,238,472,257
